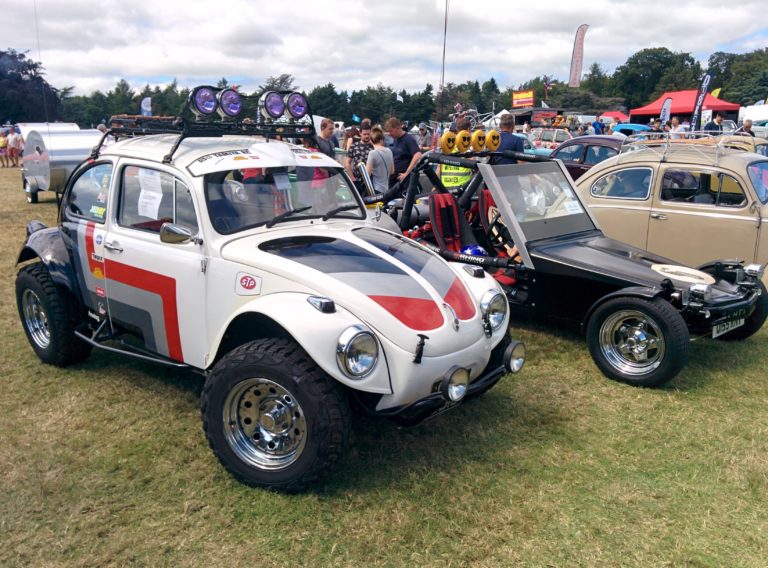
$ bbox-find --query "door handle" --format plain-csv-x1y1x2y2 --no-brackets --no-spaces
104,240,123,253
650,213,668,220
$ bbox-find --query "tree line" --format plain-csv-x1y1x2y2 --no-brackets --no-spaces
2,46,767,128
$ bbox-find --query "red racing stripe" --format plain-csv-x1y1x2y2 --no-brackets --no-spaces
368,296,445,331
443,277,476,320
84,221,105,278
104,259,183,361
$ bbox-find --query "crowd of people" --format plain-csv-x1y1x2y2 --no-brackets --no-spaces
0,126,22,168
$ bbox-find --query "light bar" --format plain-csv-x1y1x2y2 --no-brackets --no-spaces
260,91,285,119
285,92,308,119
217,88,243,118
190,86,217,117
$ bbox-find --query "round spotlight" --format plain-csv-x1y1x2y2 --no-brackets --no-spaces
190,86,217,117
260,91,285,120
504,340,526,374
217,88,243,118
285,92,308,119
441,367,469,402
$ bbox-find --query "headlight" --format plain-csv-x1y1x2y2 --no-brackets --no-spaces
441,366,469,402
744,263,764,280
336,326,378,378
505,340,526,374
689,283,712,301
481,290,508,332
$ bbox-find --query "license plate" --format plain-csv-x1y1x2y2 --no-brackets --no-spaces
712,311,746,338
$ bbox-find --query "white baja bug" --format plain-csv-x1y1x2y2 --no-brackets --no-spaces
15,87,525,491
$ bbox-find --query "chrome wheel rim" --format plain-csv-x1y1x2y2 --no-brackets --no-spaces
222,378,307,471
599,309,665,376
22,289,51,349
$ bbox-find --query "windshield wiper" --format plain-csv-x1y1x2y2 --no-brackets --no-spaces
265,206,312,228
322,204,361,221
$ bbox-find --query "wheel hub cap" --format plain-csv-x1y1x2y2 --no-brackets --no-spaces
599,310,666,376
223,378,307,471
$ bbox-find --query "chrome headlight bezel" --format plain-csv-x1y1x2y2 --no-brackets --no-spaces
744,263,765,281
336,325,378,379
480,290,508,331
689,283,712,302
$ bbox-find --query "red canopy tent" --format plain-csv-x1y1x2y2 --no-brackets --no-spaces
600,111,629,122
630,90,739,119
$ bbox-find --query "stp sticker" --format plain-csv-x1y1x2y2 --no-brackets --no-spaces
236,272,262,295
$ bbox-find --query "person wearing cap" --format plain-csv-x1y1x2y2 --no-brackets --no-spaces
416,122,431,152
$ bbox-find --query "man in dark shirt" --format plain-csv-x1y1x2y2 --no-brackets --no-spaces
316,117,340,159
345,123,374,186
495,113,524,164
734,119,755,137
385,117,421,186
703,112,724,133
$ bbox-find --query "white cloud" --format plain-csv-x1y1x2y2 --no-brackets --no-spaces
5,0,767,96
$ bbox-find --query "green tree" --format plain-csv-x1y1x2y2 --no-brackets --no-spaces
721,48,768,104
258,74,298,93
613,47,699,108
307,82,348,119
349,83,395,124
0,49,62,122
106,79,136,115
480,78,501,113
581,63,612,97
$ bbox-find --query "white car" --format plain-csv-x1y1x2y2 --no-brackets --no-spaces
15,87,524,491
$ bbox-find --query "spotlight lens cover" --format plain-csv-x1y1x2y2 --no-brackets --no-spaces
218,89,242,117
192,87,217,115
285,92,308,119
263,91,285,118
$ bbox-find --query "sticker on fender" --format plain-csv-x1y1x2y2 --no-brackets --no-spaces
236,272,262,295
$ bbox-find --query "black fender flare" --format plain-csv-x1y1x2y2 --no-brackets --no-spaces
17,225,80,298
581,285,665,332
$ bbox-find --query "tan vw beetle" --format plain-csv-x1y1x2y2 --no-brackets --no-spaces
574,144,768,282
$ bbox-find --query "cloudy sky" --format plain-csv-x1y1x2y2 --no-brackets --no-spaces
6,0,768,97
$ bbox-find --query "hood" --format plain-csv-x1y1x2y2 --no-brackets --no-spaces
221,224,482,353
532,234,719,289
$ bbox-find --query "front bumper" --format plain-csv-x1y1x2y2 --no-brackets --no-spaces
683,286,761,337
365,338,524,426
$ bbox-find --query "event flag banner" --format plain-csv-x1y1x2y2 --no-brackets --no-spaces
512,90,535,108
659,97,673,124
140,97,152,117
690,73,711,131
568,24,589,88
711,88,721,99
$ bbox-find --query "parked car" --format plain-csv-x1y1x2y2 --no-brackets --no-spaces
387,150,766,388
574,144,768,273
14,87,524,491
549,135,623,180
529,128,572,154
611,123,652,136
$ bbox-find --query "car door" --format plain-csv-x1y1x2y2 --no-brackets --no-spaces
101,161,209,367
581,166,653,250
646,165,759,265
551,142,585,179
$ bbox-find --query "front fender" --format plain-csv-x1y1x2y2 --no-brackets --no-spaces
17,225,79,297
581,285,663,331
212,292,392,394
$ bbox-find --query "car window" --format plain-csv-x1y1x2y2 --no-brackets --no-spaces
660,169,745,207
555,130,570,143
747,162,768,204
754,143,767,157
65,162,113,223
118,166,199,234
590,167,652,200
553,143,583,161
584,145,618,165
540,130,554,143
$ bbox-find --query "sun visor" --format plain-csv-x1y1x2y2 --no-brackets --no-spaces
187,142,340,177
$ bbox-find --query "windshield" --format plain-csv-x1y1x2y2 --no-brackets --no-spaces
486,161,596,242
747,161,768,204
204,166,362,233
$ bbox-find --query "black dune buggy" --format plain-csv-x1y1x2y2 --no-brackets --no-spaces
375,150,767,387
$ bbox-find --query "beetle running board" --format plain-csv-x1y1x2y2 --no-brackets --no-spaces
75,321,190,369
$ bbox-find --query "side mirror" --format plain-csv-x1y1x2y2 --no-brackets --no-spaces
355,161,375,198
160,222,201,245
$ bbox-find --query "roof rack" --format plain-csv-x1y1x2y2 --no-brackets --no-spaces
617,131,738,167
91,87,316,164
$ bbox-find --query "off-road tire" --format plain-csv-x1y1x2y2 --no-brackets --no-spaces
716,282,768,341
586,296,690,387
16,263,91,366
201,338,351,492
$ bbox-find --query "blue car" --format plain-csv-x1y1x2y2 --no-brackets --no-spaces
612,123,651,136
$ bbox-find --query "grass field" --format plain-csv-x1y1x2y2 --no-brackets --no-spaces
2,166,768,567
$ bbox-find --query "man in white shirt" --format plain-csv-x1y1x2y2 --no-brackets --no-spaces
7,127,21,168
